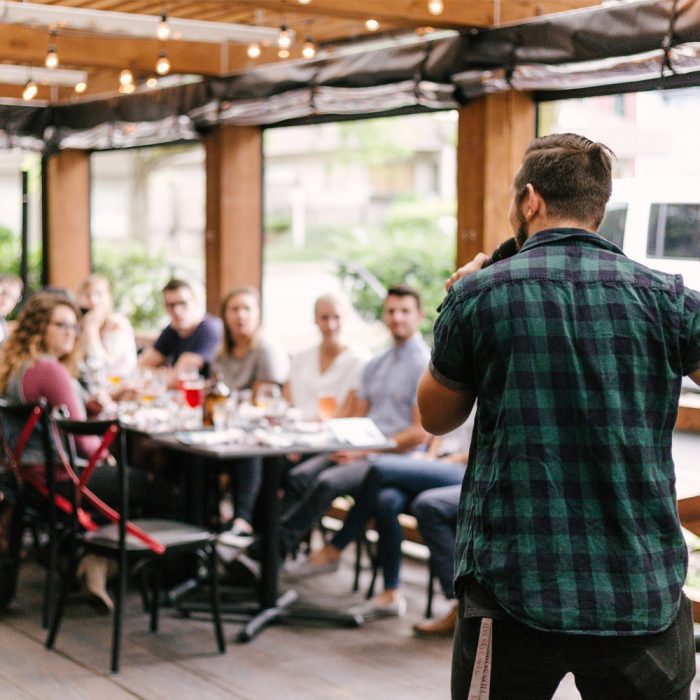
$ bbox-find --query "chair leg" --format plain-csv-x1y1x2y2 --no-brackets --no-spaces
149,561,161,633
41,522,60,630
425,559,435,619
45,548,77,650
111,554,126,674
352,537,362,593
366,538,378,600
205,544,226,653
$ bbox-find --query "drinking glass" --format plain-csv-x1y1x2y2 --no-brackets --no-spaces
317,394,337,421
256,383,280,412
183,380,205,409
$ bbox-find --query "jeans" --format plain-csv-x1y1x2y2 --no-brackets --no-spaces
451,593,696,700
331,455,464,591
411,484,461,598
279,454,370,557
226,457,261,525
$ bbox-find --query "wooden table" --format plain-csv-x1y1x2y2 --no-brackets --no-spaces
149,429,393,642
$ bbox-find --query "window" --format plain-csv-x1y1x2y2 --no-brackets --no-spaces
598,203,628,250
647,204,700,259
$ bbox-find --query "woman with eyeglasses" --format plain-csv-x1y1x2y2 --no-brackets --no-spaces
0,292,173,613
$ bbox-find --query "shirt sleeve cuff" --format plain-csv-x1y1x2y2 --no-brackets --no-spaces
429,359,474,393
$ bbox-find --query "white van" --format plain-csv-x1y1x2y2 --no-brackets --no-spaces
598,177,700,293
598,178,700,392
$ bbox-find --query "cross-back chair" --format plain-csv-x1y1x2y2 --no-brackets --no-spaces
0,398,59,628
45,416,225,674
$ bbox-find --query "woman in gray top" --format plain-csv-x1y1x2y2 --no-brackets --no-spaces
212,286,289,547
210,286,289,392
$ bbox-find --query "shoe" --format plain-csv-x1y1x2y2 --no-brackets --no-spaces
217,548,261,588
282,556,339,580
77,553,114,615
350,595,407,619
413,603,458,638
218,522,255,549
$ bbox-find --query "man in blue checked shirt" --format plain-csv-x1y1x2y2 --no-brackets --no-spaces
419,133,700,700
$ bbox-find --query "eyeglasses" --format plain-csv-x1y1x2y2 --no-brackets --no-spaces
164,300,190,311
50,321,80,334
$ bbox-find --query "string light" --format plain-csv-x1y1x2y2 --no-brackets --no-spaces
365,19,380,31
157,12,171,41
278,24,291,49
45,31,59,69
247,42,261,59
146,76,158,88
428,0,444,15
74,80,87,94
278,48,290,59
298,0,312,4
119,82,135,94
302,37,316,59
22,79,37,101
156,50,170,75
119,68,134,86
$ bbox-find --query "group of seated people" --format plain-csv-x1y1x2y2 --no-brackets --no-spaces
0,271,465,637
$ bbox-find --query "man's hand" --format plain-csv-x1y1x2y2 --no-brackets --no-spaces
445,252,490,291
331,449,369,464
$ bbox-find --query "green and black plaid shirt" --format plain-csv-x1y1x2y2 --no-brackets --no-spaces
430,228,700,635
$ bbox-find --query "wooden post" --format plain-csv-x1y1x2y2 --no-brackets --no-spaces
456,91,535,267
204,124,263,315
45,149,91,291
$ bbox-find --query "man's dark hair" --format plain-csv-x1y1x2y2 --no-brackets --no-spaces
513,133,614,230
162,278,194,295
386,284,422,311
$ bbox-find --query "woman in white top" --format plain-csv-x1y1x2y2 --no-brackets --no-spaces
77,274,137,379
285,293,370,420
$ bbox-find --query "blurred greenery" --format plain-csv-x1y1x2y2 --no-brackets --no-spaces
335,198,456,341
92,241,171,331
0,225,42,316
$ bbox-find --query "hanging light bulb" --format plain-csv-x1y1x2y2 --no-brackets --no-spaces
119,68,134,86
365,19,380,31
428,0,444,15
157,12,171,41
119,82,135,94
278,24,292,49
298,0,312,4
278,48,290,59
146,76,159,88
156,50,170,75
247,42,261,59
22,80,37,101
45,31,59,69
74,80,87,94
302,37,316,59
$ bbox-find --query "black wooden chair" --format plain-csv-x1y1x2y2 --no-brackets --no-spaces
45,417,225,673
0,398,59,628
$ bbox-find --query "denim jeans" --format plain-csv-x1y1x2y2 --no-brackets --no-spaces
451,593,696,700
279,455,370,556
331,455,465,590
226,456,261,525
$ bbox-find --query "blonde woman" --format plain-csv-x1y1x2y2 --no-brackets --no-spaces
77,274,137,378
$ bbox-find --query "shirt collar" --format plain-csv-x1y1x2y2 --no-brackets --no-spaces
519,228,624,257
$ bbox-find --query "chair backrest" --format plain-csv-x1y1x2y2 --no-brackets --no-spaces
52,418,165,555
0,398,53,492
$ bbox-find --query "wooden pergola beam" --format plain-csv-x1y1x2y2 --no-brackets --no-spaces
204,124,263,315
456,91,535,266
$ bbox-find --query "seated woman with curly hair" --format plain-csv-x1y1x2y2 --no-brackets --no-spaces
0,292,173,613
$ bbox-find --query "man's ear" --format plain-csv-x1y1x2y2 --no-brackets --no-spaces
523,183,544,221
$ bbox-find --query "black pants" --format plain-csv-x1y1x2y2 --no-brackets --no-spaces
451,594,695,700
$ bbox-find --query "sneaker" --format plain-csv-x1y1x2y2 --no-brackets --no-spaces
349,595,407,619
218,522,255,549
412,603,458,638
283,556,340,580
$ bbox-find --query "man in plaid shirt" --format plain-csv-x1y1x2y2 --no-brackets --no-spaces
418,133,700,699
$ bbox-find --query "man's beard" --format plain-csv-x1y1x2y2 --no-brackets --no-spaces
515,208,528,249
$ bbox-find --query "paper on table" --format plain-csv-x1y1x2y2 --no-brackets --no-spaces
326,418,387,447
175,429,244,446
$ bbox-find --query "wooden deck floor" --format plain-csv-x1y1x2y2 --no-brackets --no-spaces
2,545,699,699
